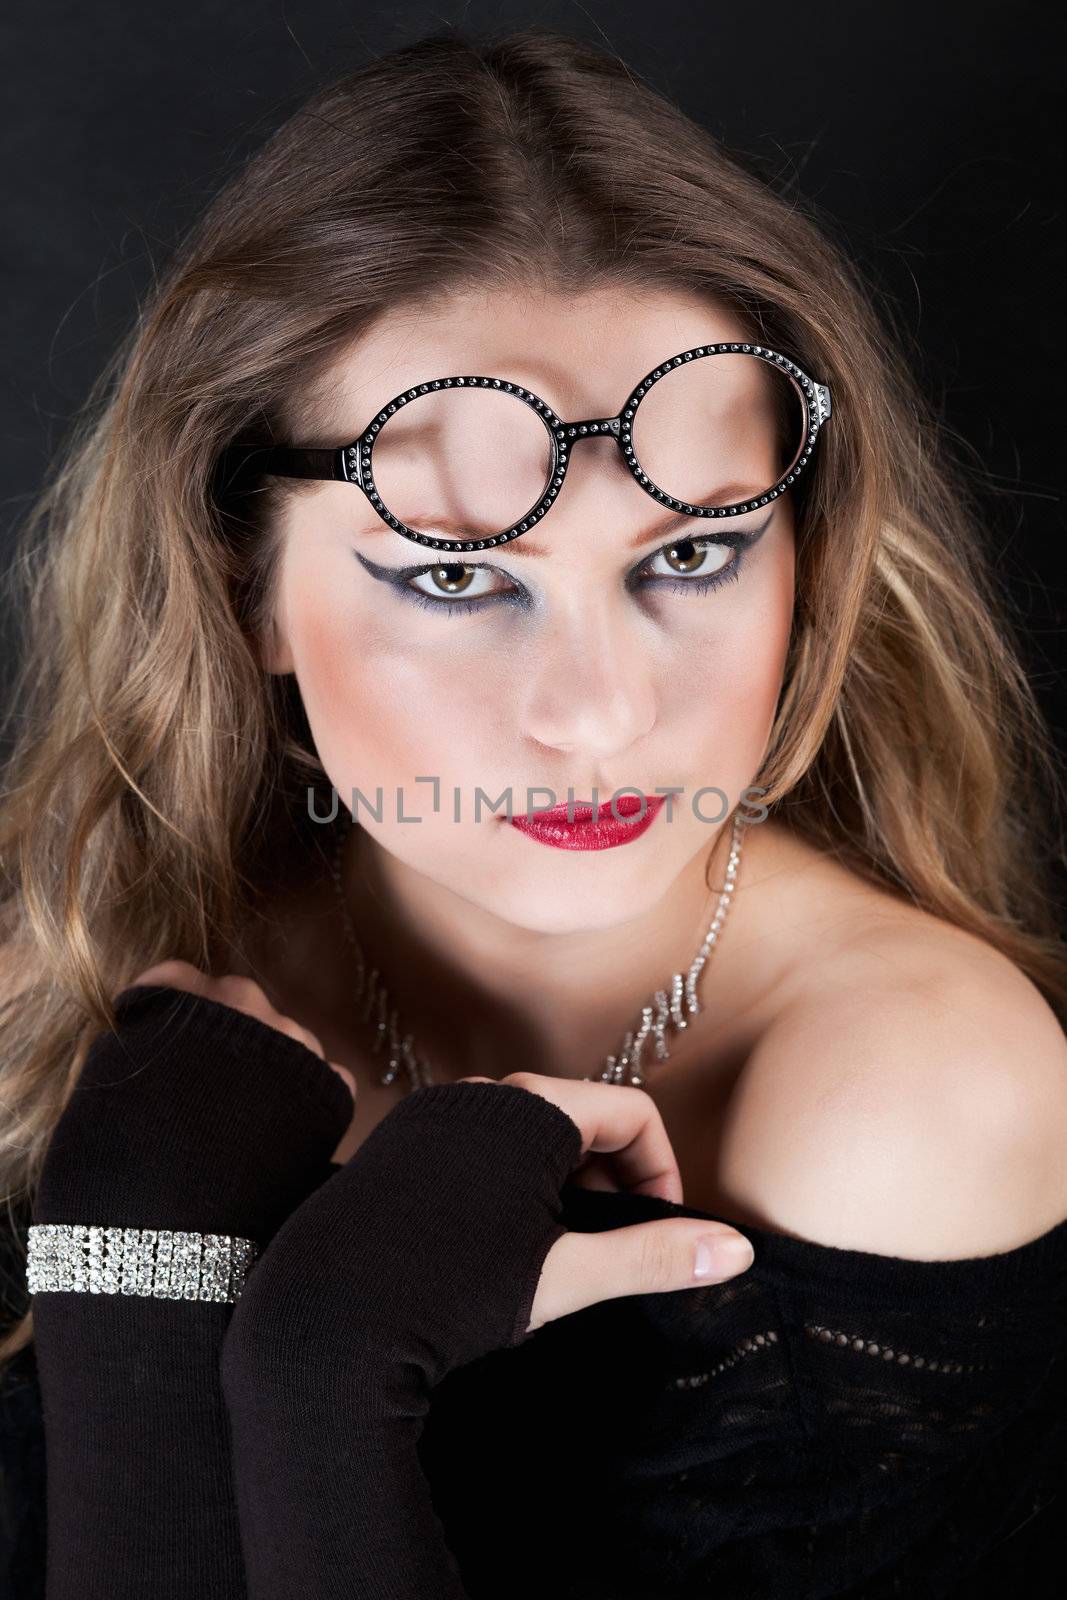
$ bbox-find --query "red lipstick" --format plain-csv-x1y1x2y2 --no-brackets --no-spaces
508,794,665,851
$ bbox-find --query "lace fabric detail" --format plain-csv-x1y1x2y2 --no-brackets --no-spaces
802,1320,995,1374
667,1327,779,1389
664,1315,997,1388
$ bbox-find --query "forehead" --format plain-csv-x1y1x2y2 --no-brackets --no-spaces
314,282,757,437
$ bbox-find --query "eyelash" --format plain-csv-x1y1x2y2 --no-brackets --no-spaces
394,536,749,618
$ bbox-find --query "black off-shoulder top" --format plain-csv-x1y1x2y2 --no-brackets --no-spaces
2,985,1065,1598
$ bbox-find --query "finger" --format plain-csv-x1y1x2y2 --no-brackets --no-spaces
528,1221,755,1331
270,1018,326,1058
327,1062,357,1102
208,982,328,1063
125,958,209,996
460,1075,620,1192
510,1075,683,1205
212,975,269,1010
568,1149,622,1193
585,1088,682,1202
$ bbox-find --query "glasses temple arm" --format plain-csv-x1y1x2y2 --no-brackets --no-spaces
216,445,349,488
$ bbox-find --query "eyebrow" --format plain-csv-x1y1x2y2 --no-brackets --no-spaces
370,482,767,558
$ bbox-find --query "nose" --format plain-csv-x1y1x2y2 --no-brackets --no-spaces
519,600,658,763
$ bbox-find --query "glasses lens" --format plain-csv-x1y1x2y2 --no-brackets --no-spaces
629,353,809,508
369,386,555,540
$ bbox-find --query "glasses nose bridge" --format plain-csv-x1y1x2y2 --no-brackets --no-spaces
552,413,626,498
557,413,623,442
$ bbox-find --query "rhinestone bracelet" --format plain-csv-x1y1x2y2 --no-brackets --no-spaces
26,1223,259,1304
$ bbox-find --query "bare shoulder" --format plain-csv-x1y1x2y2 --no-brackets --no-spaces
717,903,1067,1260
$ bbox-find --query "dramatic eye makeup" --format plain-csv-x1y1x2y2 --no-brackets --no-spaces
351,510,774,618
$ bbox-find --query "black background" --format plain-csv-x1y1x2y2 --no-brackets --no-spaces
0,10,1065,1589
1,0,1064,737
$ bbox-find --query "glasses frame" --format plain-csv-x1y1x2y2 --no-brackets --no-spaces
219,342,833,555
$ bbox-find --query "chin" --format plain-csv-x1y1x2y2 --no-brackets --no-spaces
464,873,675,938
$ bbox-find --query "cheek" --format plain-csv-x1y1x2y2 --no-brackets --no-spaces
655,544,796,819
289,595,520,903
286,591,503,800
669,536,794,769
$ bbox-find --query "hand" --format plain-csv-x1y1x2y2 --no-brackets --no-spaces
459,1072,754,1333
128,959,357,1103
30,966,359,1600
218,1075,756,1598
34,961,356,1243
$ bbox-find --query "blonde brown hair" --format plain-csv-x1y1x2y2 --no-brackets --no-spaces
2,25,1065,1366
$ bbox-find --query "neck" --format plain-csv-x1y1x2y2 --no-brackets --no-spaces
333,814,800,1086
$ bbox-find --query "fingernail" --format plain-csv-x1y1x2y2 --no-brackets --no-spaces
693,1233,754,1280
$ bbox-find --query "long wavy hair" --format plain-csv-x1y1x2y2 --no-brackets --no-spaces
2,25,1065,1367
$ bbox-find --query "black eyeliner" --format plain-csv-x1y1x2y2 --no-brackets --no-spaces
351,548,506,585
351,506,775,590
625,508,774,592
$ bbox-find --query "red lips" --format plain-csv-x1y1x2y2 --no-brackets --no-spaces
508,794,665,851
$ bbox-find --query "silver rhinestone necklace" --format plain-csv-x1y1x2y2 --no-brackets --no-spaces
329,809,748,1096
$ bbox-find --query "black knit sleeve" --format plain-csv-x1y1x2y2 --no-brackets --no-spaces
28,983,355,1600
219,1078,583,1600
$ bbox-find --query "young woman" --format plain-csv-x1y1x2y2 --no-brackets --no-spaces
3,25,1066,1600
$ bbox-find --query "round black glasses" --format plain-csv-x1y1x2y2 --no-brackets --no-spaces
218,342,833,555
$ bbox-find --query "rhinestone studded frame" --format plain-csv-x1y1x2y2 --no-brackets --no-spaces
343,343,832,553
26,1223,259,1304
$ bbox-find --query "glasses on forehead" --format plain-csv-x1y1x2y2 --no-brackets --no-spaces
219,342,833,555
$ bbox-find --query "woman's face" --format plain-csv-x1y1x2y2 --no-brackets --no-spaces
265,282,796,936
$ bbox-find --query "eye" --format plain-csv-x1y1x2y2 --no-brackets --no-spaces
405,563,508,608
355,510,771,617
401,539,742,614
635,536,739,592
